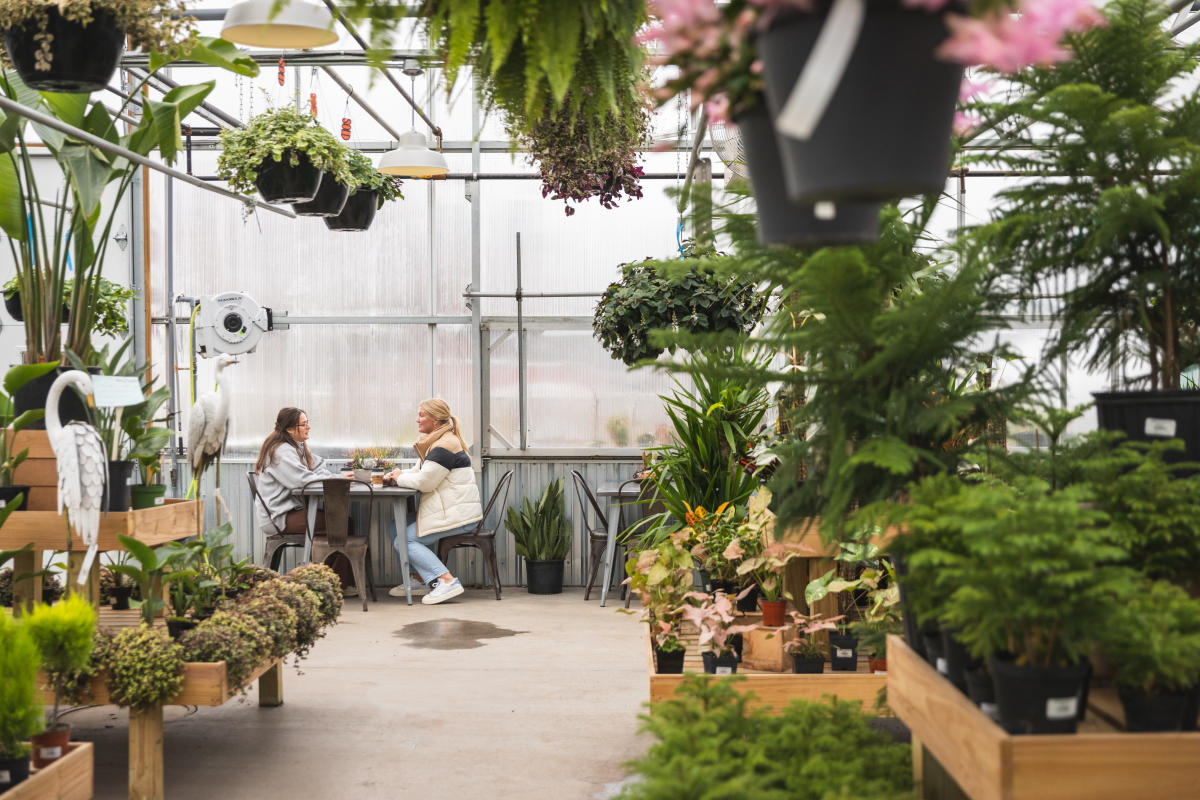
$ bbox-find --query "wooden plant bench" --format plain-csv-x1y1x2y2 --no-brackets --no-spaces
887,634,1200,800
1,741,93,800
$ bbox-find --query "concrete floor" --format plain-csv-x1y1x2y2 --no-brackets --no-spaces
68,588,651,800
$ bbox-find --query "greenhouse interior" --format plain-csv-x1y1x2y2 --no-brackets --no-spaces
3,1,1200,798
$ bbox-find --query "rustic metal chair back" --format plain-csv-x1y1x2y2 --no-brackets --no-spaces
301,477,377,610
435,469,514,601
572,469,616,601
249,472,307,571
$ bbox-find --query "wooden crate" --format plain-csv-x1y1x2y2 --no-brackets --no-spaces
646,629,887,715
10,429,59,511
886,634,1200,800
1,742,93,800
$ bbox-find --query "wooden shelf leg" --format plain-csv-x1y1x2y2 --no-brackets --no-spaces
11,547,43,617
912,733,925,797
66,550,102,608
129,704,164,800
259,661,284,707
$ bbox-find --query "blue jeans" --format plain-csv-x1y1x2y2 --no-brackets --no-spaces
387,519,477,584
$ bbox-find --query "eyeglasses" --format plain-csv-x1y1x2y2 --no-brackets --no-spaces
297,421,311,429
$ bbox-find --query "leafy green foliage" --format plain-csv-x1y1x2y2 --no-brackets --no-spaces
285,563,343,627
0,361,55,486
23,594,96,722
217,106,353,195
593,256,768,366
236,592,298,660
245,579,323,658
963,0,1200,389
178,611,268,693
0,610,44,758
1103,580,1200,693
507,477,571,561
624,534,695,653
94,624,184,711
345,147,403,208
3,276,137,338
617,676,913,800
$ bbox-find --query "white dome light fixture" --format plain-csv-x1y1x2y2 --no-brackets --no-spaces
378,130,449,178
221,0,339,49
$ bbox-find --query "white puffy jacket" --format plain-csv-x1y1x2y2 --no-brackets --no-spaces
392,433,482,537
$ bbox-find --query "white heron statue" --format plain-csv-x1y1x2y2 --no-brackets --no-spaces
46,370,107,586
186,354,238,517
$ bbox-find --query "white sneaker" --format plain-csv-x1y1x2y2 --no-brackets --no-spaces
342,586,359,598
388,584,426,598
421,578,464,605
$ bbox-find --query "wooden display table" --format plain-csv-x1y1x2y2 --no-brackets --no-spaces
887,634,1200,800
0,742,93,800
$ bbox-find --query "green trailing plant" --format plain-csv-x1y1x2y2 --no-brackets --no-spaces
178,611,269,693
1103,580,1200,695
217,106,353,196
0,361,55,487
235,592,298,660
285,563,343,627
623,534,696,654
963,0,1200,389
506,478,571,562
617,676,913,800
2,276,136,338
0,608,43,760
593,254,768,366
245,579,322,659
95,624,184,710
344,148,403,209
23,594,96,727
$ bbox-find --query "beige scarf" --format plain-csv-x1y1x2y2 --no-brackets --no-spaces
414,422,461,462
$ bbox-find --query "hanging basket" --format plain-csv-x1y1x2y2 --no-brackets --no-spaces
735,106,881,246
758,1,962,203
3,8,125,94
292,172,351,217
324,188,379,231
254,152,323,203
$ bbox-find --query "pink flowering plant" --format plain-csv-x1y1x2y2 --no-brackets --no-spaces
778,610,844,660
623,532,697,653
679,588,760,656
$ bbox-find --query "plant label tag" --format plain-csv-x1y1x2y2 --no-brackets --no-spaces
90,375,146,407
873,669,887,675
836,648,853,659
0,499,6,510
981,702,999,719
1045,696,1078,720
936,658,948,675
1145,417,1177,437
155,496,165,505
715,666,733,675
0,770,9,783
38,746,62,759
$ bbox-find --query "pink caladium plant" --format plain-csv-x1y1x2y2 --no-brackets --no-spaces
735,540,816,601
778,610,844,658
679,589,760,655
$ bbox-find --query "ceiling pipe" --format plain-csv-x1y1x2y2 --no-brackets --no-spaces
321,66,404,140
131,68,245,128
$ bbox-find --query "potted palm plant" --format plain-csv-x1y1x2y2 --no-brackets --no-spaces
217,106,353,205
507,478,571,595
324,148,404,232
23,594,96,767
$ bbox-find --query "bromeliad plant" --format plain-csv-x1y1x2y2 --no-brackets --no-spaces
507,478,571,563
217,106,353,196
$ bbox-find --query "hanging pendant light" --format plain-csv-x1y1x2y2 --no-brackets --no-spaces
378,130,449,177
221,0,339,49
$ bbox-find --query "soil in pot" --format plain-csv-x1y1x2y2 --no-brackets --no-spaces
760,599,787,627
735,106,882,246
325,188,379,231
988,657,1090,735
758,2,962,203
30,723,70,768
166,618,197,639
655,646,686,674
792,654,825,674
1118,686,1191,732
0,752,30,791
292,172,351,217
702,650,739,675
110,584,134,611
254,153,323,203
829,631,859,671
0,484,31,511
4,8,125,93
106,461,135,511
525,559,565,595
131,484,167,509
14,366,91,430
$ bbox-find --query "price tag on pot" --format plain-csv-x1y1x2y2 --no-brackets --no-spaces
155,496,165,505
1045,696,1078,720
91,375,145,407
1144,417,1177,437
715,667,733,675
936,658,948,675
836,648,854,659
981,702,999,719
0,770,10,783
38,746,62,759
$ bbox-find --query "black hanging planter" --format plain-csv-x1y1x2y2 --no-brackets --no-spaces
525,559,565,595
735,106,881,247
1118,686,1190,732
829,631,859,671
758,2,962,203
4,290,71,323
791,654,825,674
325,188,379,231
13,366,91,430
106,461,135,512
4,8,125,94
254,153,323,203
0,485,30,511
0,752,30,791
654,646,686,674
1092,390,1200,464
702,650,739,675
988,657,1090,735
292,172,352,217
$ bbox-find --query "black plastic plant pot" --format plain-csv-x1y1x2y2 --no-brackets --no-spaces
791,654,825,674
735,107,882,247
988,657,1090,735
829,632,859,671
106,461,134,512
4,290,71,323
941,628,980,694
166,618,197,640
1118,686,1190,732
891,552,926,658
702,650,739,675
14,366,91,430
0,485,30,512
757,2,962,203
324,188,379,231
690,568,712,591
655,646,686,674
1092,390,1200,464
1183,683,1200,732
4,8,125,94
254,153,323,203
735,585,759,613
729,633,744,663
525,559,565,595
964,667,999,721
922,628,946,675
0,752,30,791
292,172,351,217
110,584,133,611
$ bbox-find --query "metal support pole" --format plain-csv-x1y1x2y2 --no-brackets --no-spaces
165,178,181,493
516,232,527,451
470,84,484,466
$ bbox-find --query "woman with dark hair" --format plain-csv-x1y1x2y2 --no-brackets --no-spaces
254,407,357,594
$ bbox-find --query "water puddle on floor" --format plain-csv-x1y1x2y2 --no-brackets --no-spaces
393,619,527,650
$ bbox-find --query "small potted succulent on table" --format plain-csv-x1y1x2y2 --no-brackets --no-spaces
680,589,759,675
23,595,96,767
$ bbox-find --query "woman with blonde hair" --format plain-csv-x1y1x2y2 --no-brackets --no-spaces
383,398,482,604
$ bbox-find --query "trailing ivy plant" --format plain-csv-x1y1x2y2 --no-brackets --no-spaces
593,250,768,366
217,106,353,196
345,148,403,208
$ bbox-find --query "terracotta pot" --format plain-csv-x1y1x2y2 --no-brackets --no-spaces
869,657,888,674
30,723,70,768
760,599,787,627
